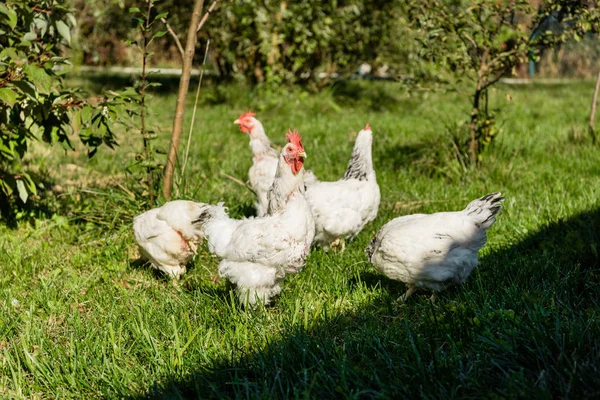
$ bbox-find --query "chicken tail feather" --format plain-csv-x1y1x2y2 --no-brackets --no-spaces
192,202,228,226
464,192,504,230
365,235,378,261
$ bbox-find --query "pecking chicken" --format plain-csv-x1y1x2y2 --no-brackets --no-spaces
234,111,317,217
133,200,209,279
304,123,380,250
195,130,315,307
365,192,504,301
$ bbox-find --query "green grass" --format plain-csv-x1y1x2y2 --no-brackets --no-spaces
1,77,600,398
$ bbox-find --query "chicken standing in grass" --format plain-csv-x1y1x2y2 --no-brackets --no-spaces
304,123,380,250
195,130,315,307
365,192,504,301
234,111,317,217
133,200,209,279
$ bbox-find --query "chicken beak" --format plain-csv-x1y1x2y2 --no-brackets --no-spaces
233,119,241,125
298,151,307,159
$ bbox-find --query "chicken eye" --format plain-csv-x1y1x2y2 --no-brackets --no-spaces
286,147,292,152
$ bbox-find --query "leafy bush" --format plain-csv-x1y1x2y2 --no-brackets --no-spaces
69,0,408,86
203,0,401,86
0,1,118,203
405,0,599,165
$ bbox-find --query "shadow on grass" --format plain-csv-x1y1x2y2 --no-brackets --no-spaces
127,257,175,282
136,208,600,398
330,80,415,112
71,71,223,95
0,169,60,229
377,142,435,171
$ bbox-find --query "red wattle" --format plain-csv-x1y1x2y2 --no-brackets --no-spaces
292,159,303,175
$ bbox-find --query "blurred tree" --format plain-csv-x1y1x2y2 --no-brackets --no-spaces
406,0,600,165
201,0,402,87
73,0,138,65
70,1,407,86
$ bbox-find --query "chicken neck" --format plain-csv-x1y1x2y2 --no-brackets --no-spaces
267,155,304,215
343,131,373,181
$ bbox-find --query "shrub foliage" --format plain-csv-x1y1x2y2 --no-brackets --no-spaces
0,0,118,202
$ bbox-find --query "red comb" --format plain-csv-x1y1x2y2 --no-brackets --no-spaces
238,110,256,120
285,129,303,148
364,123,371,131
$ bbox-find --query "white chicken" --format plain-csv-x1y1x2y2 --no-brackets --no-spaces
195,130,315,306
365,192,504,301
234,111,317,217
133,200,209,279
304,123,380,250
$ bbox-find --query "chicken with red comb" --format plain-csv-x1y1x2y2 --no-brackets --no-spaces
233,111,317,217
194,130,315,307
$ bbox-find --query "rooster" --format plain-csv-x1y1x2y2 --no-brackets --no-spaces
304,123,380,250
365,192,504,301
133,200,209,279
234,111,317,217
195,130,315,306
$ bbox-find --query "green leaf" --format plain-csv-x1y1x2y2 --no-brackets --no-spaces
80,105,93,122
129,7,141,13
0,87,17,107
34,17,48,37
67,13,76,28
0,4,17,30
0,141,15,159
0,178,12,196
24,64,52,93
23,32,37,42
151,31,168,40
16,179,28,203
22,173,37,195
0,47,20,60
55,20,71,45
12,81,37,99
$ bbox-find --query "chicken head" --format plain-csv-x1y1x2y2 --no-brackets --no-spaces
234,111,257,135
283,129,306,175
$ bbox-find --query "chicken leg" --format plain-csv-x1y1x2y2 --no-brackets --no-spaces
399,285,417,302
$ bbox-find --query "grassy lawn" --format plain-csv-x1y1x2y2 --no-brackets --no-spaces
1,77,599,398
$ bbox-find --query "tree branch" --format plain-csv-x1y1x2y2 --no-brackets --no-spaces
197,0,219,33
180,40,211,183
161,18,184,59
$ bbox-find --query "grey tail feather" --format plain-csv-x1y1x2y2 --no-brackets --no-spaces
192,208,212,226
464,192,505,229
365,235,378,261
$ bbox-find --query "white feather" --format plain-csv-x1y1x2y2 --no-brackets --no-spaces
304,126,380,247
133,200,210,278
200,147,315,306
367,193,504,294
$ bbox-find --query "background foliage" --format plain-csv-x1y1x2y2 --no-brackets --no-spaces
0,0,118,208
403,0,599,164
70,0,600,82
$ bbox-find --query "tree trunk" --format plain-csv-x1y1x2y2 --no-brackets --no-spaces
162,0,204,200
